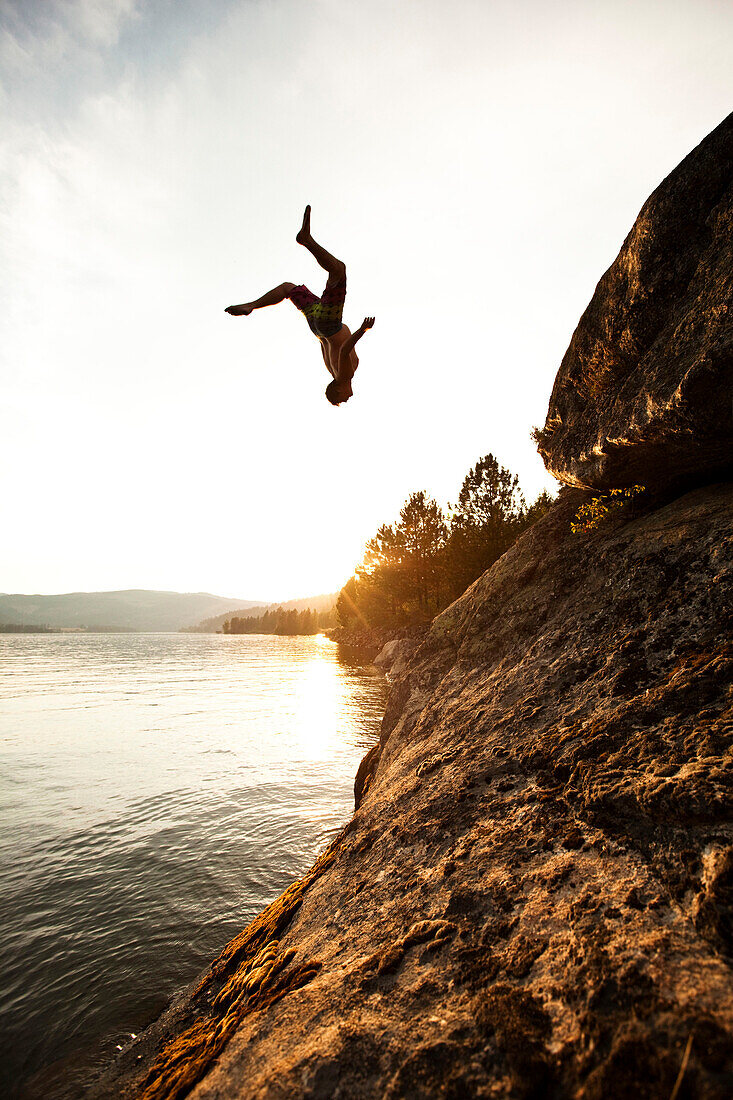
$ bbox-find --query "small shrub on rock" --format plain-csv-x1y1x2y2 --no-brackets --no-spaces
571,486,645,534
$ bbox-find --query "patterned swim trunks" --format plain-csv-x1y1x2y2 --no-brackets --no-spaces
288,275,346,338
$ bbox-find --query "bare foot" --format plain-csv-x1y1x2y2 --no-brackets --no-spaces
225,304,252,316
295,204,311,246
362,316,375,329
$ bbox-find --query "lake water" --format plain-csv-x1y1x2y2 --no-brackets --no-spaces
0,633,386,1099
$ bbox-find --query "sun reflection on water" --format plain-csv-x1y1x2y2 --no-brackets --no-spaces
0,632,388,1100
293,643,354,759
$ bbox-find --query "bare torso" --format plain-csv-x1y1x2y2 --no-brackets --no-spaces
319,325,359,383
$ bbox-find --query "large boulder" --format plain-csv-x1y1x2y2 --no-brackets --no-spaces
538,112,733,490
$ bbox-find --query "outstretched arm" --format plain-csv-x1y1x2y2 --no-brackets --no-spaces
336,316,375,376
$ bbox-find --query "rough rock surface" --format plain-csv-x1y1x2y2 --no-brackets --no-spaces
93,481,733,1099
373,635,423,680
537,112,733,490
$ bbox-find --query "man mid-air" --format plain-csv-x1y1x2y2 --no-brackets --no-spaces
225,206,374,406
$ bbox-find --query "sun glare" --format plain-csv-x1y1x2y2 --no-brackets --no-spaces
293,648,349,760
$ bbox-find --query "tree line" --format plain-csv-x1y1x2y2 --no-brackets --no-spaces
0,623,54,633
223,606,336,636
336,453,553,633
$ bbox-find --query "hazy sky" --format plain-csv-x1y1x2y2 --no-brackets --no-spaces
1,0,731,600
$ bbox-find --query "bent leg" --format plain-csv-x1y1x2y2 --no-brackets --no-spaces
225,282,296,316
296,205,346,283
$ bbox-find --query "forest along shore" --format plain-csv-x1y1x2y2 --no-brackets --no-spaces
89,114,732,1100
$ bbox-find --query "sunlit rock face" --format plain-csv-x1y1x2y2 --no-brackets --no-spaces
537,112,733,491
100,484,733,1099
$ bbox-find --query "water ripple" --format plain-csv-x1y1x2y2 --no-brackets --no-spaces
0,633,386,1099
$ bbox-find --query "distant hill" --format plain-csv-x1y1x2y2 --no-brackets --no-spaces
0,590,264,633
189,592,338,633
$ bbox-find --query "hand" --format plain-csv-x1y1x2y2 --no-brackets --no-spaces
362,316,375,330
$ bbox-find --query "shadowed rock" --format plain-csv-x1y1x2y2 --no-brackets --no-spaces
537,111,733,490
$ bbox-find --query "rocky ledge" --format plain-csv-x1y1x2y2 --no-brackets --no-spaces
89,120,732,1099
537,111,732,491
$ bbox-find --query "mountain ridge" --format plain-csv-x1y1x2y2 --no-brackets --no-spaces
0,589,332,633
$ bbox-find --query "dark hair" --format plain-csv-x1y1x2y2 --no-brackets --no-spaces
325,380,343,406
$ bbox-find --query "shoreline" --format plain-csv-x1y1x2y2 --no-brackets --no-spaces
86,827,354,1100
83,636,395,1100
325,622,429,660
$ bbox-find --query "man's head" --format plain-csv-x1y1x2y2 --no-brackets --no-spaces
325,380,350,406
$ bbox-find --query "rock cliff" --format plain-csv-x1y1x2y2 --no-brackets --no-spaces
90,120,733,1099
537,111,732,491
